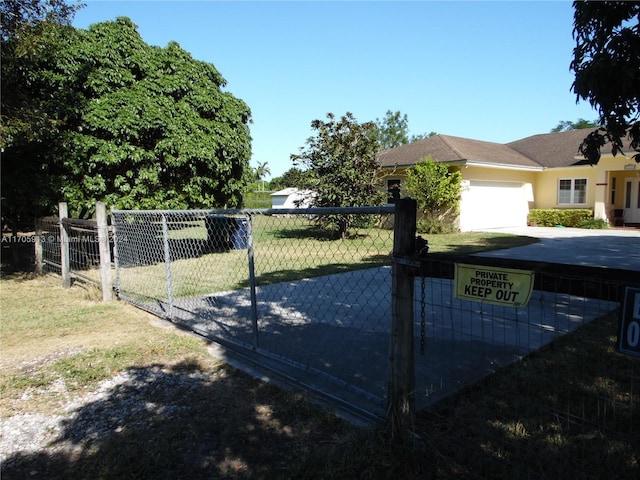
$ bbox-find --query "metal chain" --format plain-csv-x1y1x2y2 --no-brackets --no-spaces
420,275,426,356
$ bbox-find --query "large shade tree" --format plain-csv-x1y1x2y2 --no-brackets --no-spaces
375,110,410,151
1,0,84,230
2,14,252,228
571,1,640,163
291,112,385,238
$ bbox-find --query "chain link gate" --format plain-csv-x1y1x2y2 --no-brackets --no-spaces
111,206,396,421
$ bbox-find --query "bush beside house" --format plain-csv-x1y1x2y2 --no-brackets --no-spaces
528,209,596,228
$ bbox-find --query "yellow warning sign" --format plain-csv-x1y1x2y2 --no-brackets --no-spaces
454,263,534,307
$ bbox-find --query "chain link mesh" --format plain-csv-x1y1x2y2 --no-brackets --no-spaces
111,207,395,411
414,260,635,422
414,260,639,477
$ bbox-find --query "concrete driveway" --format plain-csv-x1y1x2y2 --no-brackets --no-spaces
473,226,640,271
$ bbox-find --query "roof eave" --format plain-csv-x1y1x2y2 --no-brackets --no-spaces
464,160,543,172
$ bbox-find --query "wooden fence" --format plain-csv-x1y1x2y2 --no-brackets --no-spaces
35,201,113,301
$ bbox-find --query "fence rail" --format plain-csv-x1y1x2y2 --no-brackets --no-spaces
35,202,113,300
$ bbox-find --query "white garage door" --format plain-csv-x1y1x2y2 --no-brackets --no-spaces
460,181,529,231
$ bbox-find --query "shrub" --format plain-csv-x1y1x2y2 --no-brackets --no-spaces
243,191,272,209
528,209,593,227
406,157,461,234
417,214,458,234
579,218,610,229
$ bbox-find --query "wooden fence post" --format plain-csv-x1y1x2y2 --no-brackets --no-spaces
59,202,71,288
96,202,113,301
387,197,417,442
34,221,43,275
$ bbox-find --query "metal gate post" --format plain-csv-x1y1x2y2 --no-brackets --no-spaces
161,213,174,319
110,208,121,299
245,215,260,350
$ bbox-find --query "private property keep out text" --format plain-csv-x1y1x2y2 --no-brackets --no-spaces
469,270,514,290
463,270,521,302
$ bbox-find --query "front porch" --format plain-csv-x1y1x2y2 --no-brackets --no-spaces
597,165,640,227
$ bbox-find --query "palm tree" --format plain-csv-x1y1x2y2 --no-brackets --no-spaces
254,161,271,191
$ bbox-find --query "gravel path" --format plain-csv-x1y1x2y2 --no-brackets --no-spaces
1,366,217,471
1,372,131,462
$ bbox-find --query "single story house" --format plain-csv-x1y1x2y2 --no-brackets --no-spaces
377,129,640,231
270,188,315,209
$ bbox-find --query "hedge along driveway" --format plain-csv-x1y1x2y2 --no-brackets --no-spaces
527,208,594,227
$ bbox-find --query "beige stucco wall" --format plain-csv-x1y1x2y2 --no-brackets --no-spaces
534,167,599,209
534,154,638,220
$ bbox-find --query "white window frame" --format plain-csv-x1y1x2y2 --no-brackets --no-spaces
558,178,587,205
610,176,617,205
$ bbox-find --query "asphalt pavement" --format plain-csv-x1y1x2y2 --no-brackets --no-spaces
473,226,640,271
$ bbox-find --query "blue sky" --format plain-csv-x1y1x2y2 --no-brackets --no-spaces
73,1,598,179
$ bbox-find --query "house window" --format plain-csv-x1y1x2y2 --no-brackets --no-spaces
611,177,617,204
625,180,632,208
387,179,401,202
558,178,587,205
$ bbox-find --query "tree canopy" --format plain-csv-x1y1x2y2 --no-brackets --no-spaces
1,0,82,41
374,110,436,151
550,118,598,132
2,13,252,228
375,110,410,151
269,167,311,191
571,1,640,163
291,112,385,238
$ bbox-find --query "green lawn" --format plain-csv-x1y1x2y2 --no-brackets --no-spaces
118,215,538,299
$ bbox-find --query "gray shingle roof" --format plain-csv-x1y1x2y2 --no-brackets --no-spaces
378,129,611,170
507,129,603,167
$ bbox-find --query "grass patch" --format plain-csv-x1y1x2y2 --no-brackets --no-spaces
0,274,219,414
424,231,538,254
117,216,538,299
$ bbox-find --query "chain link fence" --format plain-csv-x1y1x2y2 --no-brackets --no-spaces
411,255,639,477
111,204,639,442
111,207,396,418
413,257,634,408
